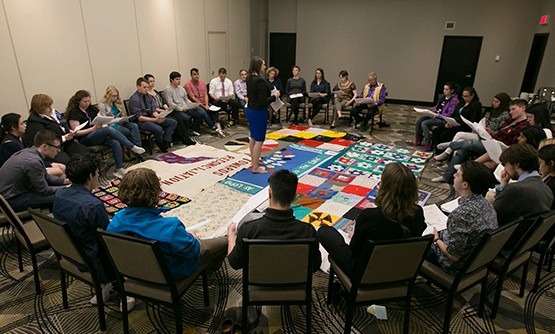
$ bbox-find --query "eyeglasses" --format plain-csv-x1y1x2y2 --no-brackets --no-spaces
111,94,119,98
462,95,472,98
45,143,61,150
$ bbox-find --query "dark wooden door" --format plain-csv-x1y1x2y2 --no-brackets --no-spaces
269,33,296,85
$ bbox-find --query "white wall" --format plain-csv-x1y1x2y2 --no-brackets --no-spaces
0,0,250,117
278,0,550,104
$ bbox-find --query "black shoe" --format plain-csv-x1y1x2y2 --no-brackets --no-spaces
183,138,196,146
135,154,145,162
359,124,369,132
157,142,168,153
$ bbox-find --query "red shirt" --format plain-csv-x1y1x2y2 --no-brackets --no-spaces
492,118,529,145
184,79,207,105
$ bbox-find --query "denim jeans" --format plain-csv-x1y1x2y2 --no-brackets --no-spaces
415,116,444,144
80,127,136,169
115,122,141,147
443,139,487,183
8,192,55,212
188,107,215,130
137,118,177,144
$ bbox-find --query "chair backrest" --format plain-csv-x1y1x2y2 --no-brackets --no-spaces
460,219,521,275
123,99,131,116
244,239,316,287
509,212,555,261
28,209,93,271
98,229,171,285
0,194,37,248
354,236,433,286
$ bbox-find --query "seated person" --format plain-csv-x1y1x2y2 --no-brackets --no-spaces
432,87,482,158
415,82,459,151
266,67,283,124
129,77,178,153
1,113,65,176
0,129,69,212
486,92,512,133
52,154,134,310
227,169,321,270
331,70,357,129
350,72,387,132
24,94,89,165
107,168,228,279
285,65,307,125
97,85,142,149
65,90,145,178
162,71,222,138
433,99,529,183
319,162,426,276
428,161,498,274
209,68,241,126
525,102,553,138
307,68,331,127
234,69,248,108
539,144,555,209
493,143,553,249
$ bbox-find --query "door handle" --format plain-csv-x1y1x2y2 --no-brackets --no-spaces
465,74,472,78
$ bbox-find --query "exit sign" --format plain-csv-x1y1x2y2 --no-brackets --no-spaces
540,15,549,25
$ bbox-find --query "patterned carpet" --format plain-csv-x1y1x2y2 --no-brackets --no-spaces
1,104,554,333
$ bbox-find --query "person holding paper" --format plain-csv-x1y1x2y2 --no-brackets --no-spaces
318,163,426,276
244,56,280,174
266,67,284,124
234,69,249,109
433,99,529,183
285,65,307,125
24,94,90,165
427,161,498,274
307,68,331,127
107,168,228,280
98,85,142,148
331,70,357,129
414,82,459,151
350,72,387,132
66,90,145,178
493,144,552,249
129,77,177,153
486,92,512,133
184,68,223,130
432,87,482,158
209,68,241,126
162,72,222,138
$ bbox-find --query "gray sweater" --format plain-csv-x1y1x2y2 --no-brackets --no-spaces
0,147,65,199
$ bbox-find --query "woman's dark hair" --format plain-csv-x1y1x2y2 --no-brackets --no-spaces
314,68,326,82
526,103,553,131
444,81,458,95
462,86,479,102
539,144,555,175
520,125,546,149
248,56,265,76
65,90,91,117
0,113,21,138
339,70,349,78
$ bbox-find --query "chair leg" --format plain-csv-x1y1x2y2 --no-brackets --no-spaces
478,275,488,317
548,248,554,272
60,271,68,309
533,251,546,292
403,297,411,334
519,262,529,298
95,282,107,331
343,302,354,334
443,292,455,334
327,269,335,305
121,292,129,334
31,252,41,295
306,300,312,333
16,241,23,272
202,271,209,307
491,274,505,319
242,302,249,334
174,300,183,334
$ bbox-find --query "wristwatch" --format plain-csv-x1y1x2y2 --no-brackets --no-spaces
433,238,440,246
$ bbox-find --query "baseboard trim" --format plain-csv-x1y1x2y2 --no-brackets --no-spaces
387,99,435,107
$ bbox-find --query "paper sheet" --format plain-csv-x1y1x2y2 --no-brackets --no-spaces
460,116,492,140
332,90,346,97
440,197,460,214
73,122,88,132
307,92,321,98
157,110,172,118
354,98,376,105
209,105,221,111
442,116,460,127
220,95,234,102
482,139,508,164
289,93,304,99
413,107,438,118
422,204,448,235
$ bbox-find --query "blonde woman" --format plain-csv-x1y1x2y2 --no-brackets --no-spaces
98,86,142,147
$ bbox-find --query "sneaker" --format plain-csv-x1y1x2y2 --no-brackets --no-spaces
436,142,450,150
191,130,201,136
431,176,447,183
90,283,118,306
433,152,449,161
130,146,145,155
120,296,136,313
114,168,126,179
216,129,225,137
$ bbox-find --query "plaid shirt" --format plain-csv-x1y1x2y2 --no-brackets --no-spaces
492,118,529,145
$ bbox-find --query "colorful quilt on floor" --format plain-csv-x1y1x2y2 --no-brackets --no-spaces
291,167,430,233
319,141,433,176
265,126,363,152
91,179,191,215
220,143,340,195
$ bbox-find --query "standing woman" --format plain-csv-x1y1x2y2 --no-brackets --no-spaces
318,162,426,276
245,56,280,174
66,90,145,178
98,85,142,147
308,68,331,127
